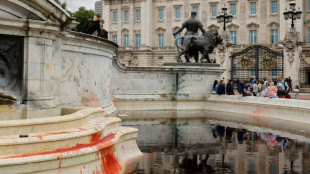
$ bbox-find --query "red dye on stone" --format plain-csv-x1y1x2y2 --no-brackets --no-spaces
90,132,102,142
100,153,122,174
2,133,116,159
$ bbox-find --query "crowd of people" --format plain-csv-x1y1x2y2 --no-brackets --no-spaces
212,76,300,99
81,13,108,39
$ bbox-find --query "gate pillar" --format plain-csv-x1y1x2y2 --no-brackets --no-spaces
283,28,303,87
216,32,233,81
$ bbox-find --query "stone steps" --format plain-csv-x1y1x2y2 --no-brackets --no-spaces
0,107,143,174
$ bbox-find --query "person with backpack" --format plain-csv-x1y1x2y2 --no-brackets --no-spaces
277,76,289,94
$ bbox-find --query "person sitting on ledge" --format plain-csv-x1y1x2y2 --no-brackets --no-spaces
217,80,226,95
258,85,268,97
242,82,252,96
226,79,235,95
211,80,218,94
268,82,278,98
277,86,286,98
82,13,102,36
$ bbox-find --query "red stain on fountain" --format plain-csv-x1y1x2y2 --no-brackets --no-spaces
90,132,102,142
80,91,100,107
2,133,116,159
2,133,123,174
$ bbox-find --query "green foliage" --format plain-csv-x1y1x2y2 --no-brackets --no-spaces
53,0,72,15
72,7,95,32
54,0,67,10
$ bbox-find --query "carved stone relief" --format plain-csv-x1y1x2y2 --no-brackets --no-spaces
0,35,23,99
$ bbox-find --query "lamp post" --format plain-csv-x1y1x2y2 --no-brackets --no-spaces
283,1,302,28
216,5,233,31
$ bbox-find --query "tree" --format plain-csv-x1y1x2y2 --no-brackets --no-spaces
72,7,95,32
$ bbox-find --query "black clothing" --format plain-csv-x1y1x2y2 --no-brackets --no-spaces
277,90,286,97
82,19,101,35
174,17,206,36
217,84,226,95
226,82,235,95
98,29,109,39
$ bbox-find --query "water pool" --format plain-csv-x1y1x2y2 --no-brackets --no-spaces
122,118,310,174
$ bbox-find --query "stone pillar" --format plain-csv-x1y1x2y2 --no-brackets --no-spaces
283,28,302,87
216,31,233,81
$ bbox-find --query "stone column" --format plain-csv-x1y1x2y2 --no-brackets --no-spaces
216,31,233,81
283,28,303,87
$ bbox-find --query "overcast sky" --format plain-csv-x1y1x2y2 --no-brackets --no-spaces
60,0,98,12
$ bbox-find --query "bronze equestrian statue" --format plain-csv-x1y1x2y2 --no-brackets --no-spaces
173,11,223,63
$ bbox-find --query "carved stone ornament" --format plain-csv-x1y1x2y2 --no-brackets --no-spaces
283,28,301,66
220,31,231,45
0,35,23,99
217,43,226,64
284,28,301,43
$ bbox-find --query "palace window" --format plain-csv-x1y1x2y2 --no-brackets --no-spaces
159,9,164,20
175,33,181,46
249,161,255,173
270,163,277,174
250,30,257,44
271,1,278,14
230,31,237,44
159,57,164,60
158,34,164,47
193,6,199,17
309,0,310,11
231,4,236,16
124,10,129,22
124,35,129,47
113,35,117,43
272,67,278,76
135,34,141,47
113,11,118,22
136,9,141,21
176,7,181,19
250,2,256,15
211,5,217,17
271,29,278,44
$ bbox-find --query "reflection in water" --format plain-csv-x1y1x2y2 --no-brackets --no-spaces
121,119,310,174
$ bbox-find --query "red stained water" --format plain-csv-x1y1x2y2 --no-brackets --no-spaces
2,133,116,159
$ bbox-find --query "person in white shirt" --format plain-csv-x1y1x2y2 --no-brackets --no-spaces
258,85,268,97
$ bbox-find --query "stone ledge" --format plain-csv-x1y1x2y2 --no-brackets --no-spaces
163,62,220,67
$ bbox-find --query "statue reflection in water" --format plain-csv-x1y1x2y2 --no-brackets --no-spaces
129,119,307,174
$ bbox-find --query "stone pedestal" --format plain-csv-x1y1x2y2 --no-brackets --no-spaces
163,63,224,101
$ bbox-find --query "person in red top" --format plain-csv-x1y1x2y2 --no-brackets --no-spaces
288,76,292,92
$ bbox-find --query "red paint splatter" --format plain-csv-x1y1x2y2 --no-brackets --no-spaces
74,76,77,82
160,94,168,99
32,131,73,140
95,81,96,86
58,160,62,168
122,145,124,150
90,132,102,142
160,121,168,125
99,152,122,174
2,133,116,159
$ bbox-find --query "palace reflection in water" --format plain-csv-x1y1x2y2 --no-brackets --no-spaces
122,119,310,174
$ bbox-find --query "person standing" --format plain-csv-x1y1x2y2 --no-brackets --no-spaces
98,19,109,39
294,85,300,99
82,13,102,36
288,76,292,92
277,76,289,94
226,80,235,95
252,80,259,96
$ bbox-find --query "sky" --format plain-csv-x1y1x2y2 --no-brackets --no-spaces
60,0,98,12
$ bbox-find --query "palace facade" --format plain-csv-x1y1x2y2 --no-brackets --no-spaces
102,0,310,88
